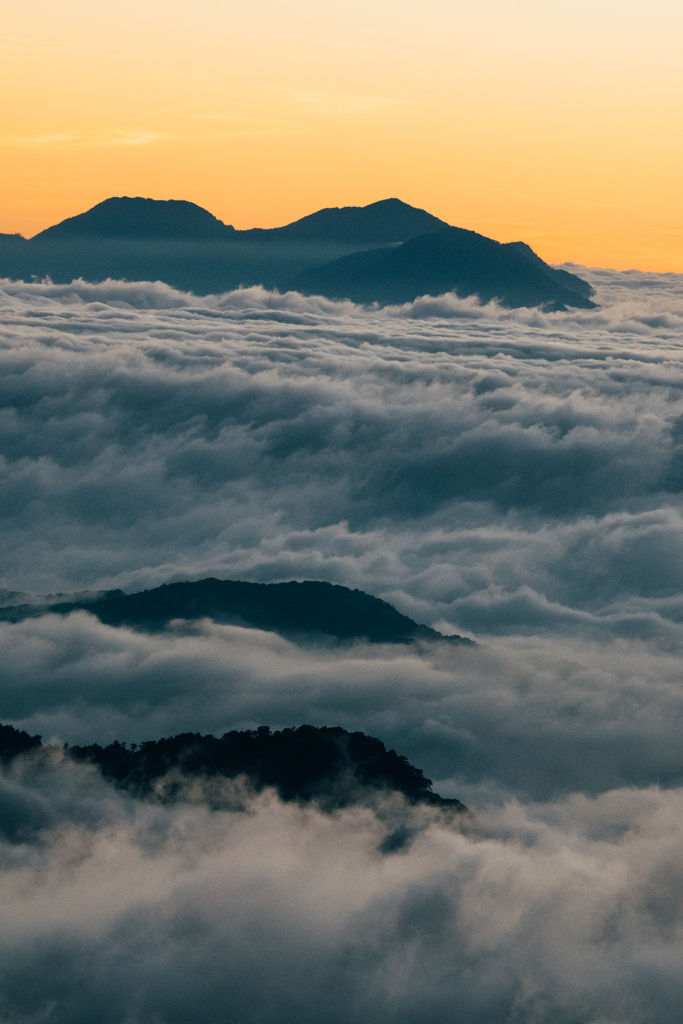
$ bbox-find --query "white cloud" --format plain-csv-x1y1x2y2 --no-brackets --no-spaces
2,271,683,638
0,754,681,1023
2,267,683,1019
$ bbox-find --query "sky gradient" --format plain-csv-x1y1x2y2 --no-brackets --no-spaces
3,0,682,270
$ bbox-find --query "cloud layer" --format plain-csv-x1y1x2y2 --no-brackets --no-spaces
2,613,681,804
2,270,683,1021
2,270,683,642
1,753,681,1024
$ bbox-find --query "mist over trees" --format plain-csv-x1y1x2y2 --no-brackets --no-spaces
0,578,472,645
0,721,467,814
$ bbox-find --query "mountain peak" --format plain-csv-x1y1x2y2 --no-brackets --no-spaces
360,197,410,211
2,577,473,646
32,196,235,242
272,197,451,243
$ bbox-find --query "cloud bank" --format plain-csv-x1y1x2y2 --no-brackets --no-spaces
2,272,683,634
0,753,681,1024
1,270,681,792
1,269,683,1021
1,613,681,804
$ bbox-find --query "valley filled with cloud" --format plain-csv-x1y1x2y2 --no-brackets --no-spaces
1,268,682,1022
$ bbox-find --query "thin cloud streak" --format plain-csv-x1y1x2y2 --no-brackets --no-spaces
3,131,170,148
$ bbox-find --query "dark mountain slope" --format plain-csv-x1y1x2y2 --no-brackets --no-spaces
506,240,594,300
0,232,28,249
11,578,471,645
11,197,451,293
0,233,31,278
246,197,451,244
0,196,595,309
0,723,467,815
32,197,235,242
293,226,596,310
28,196,446,249
0,723,42,762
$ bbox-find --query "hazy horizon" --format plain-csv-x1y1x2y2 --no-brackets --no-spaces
3,0,683,271
3,191,681,276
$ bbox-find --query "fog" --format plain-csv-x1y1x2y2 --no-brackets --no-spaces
1,753,681,1024
1,268,682,1021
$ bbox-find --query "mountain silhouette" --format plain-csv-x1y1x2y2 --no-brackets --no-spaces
32,196,235,241
1,578,472,645
245,197,450,244
293,226,596,310
0,233,29,268
0,722,468,819
0,232,27,247
30,196,447,245
0,196,595,309
15,197,449,294
0,722,42,762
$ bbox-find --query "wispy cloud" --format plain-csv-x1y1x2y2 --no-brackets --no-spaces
187,90,416,134
3,130,169,148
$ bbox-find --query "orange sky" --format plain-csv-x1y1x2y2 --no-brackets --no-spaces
3,0,682,270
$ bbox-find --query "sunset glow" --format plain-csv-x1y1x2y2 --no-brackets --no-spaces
3,3,683,1015
3,0,682,268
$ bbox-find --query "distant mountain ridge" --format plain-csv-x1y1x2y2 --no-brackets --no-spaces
29,195,445,245
242,197,450,243
0,195,595,309
293,225,596,310
0,578,473,645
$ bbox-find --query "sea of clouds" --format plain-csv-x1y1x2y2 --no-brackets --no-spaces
1,270,682,1022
